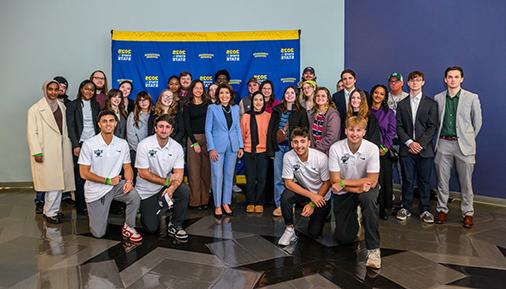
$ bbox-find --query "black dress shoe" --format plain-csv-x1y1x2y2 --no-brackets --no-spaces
35,202,43,214
44,214,62,224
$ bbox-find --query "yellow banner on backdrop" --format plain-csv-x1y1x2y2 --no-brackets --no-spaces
111,30,300,42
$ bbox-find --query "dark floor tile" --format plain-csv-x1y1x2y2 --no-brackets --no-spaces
443,263,506,289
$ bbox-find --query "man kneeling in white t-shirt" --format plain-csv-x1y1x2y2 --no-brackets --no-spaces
329,116,381,269
135,114,188,240
78,110,142,242
278,127,332,246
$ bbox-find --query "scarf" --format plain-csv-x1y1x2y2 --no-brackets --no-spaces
249,102,266,153
43,80,60,112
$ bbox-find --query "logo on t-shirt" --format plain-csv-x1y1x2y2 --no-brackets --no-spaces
94,149,104,157
341,154,350,164
293,164,300,171
148,149,157,157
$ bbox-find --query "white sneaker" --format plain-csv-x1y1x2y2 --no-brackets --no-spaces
232,185,242,193
278,227,297,246
366,248,381,269
396,208,411,221
420,211,435,224
122,223,142,242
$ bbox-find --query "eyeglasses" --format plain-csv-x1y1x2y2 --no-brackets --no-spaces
93,76,105,81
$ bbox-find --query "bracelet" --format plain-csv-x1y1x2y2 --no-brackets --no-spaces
165,178,170,187
340,179,345,189
309,201,316,208
34,153,43,157
105,178,112,185
191,142,199,148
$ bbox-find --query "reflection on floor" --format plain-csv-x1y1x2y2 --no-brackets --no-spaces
0,189,505,289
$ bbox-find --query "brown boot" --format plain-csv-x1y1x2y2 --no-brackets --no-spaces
246,205,255,213
254,205,264,213
463,215,473,229
435,211,447,224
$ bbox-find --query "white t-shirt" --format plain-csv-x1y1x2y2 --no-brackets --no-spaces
282,148,331,201
328,139,380,195
135,135,185,200
78,134,131,203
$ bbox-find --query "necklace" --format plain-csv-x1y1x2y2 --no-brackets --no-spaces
222,105,231,113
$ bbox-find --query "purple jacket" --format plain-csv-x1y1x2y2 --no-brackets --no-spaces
371,106,396,148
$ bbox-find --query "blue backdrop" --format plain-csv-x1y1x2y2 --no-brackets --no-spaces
345,0,506,199
111,30,300,102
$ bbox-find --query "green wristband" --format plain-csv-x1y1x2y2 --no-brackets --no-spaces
191,142,199,148
165,178,170,187
34,153,43,157
309,201,316,208
105,178,112,185
340,179,345,189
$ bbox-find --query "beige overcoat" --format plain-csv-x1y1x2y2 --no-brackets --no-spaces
27,82,75,192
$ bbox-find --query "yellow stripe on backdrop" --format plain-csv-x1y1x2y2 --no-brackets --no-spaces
112,30,300,42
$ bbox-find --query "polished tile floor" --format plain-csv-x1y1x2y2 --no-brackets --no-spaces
0,189,505,289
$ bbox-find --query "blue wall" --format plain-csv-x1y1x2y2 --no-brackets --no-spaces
345,0,506,198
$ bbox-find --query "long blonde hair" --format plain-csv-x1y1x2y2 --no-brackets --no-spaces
154,89,178,116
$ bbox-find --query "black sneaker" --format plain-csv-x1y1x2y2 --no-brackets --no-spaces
62,198,76,207
167,223,188,241
44,214,62,224
35,202,43,214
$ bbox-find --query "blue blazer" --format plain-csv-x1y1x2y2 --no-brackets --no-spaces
205,104,243,153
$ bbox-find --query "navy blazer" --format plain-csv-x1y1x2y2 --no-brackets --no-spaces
396,94,439,158
205,104,243,153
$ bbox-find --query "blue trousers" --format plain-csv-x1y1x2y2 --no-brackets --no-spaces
400,154,433,212
273,144,291,208
34,191,72,204
211,142,237,207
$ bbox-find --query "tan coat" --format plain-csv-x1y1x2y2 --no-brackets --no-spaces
27,97,75,192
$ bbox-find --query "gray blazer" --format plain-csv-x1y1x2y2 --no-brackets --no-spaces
434,88,482,156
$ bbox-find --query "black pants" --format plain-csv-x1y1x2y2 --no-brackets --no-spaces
244,152,269,205
130,150,138,185
378,155,393,210
73,155,86,213
281,189,331,239
139,186,189,234
333,186,380,249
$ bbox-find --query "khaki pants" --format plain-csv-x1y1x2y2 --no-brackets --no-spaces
187,134,211,207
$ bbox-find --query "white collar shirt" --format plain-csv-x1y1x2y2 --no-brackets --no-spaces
135,135,185,199
78,134,130,202
282,148,331,200
328,139,380,195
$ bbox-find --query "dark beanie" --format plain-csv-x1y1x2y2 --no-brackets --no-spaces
53,76,68,87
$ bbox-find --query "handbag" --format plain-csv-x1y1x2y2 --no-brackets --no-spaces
276,123,289,144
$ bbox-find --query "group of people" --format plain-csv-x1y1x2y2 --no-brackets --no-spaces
27,65,482,270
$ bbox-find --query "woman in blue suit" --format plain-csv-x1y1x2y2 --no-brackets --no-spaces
205,83,244,217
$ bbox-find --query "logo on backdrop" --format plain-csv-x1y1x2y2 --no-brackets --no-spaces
198,53,214,59
199,75,213,87
253,52,269,58
254,75,268,83
280,47,295,60
144,53,160,59
117,49,132,61
226,49,240,62
145,75,159,88
281,77,297,84
172,49,186,62
229,79,242,85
